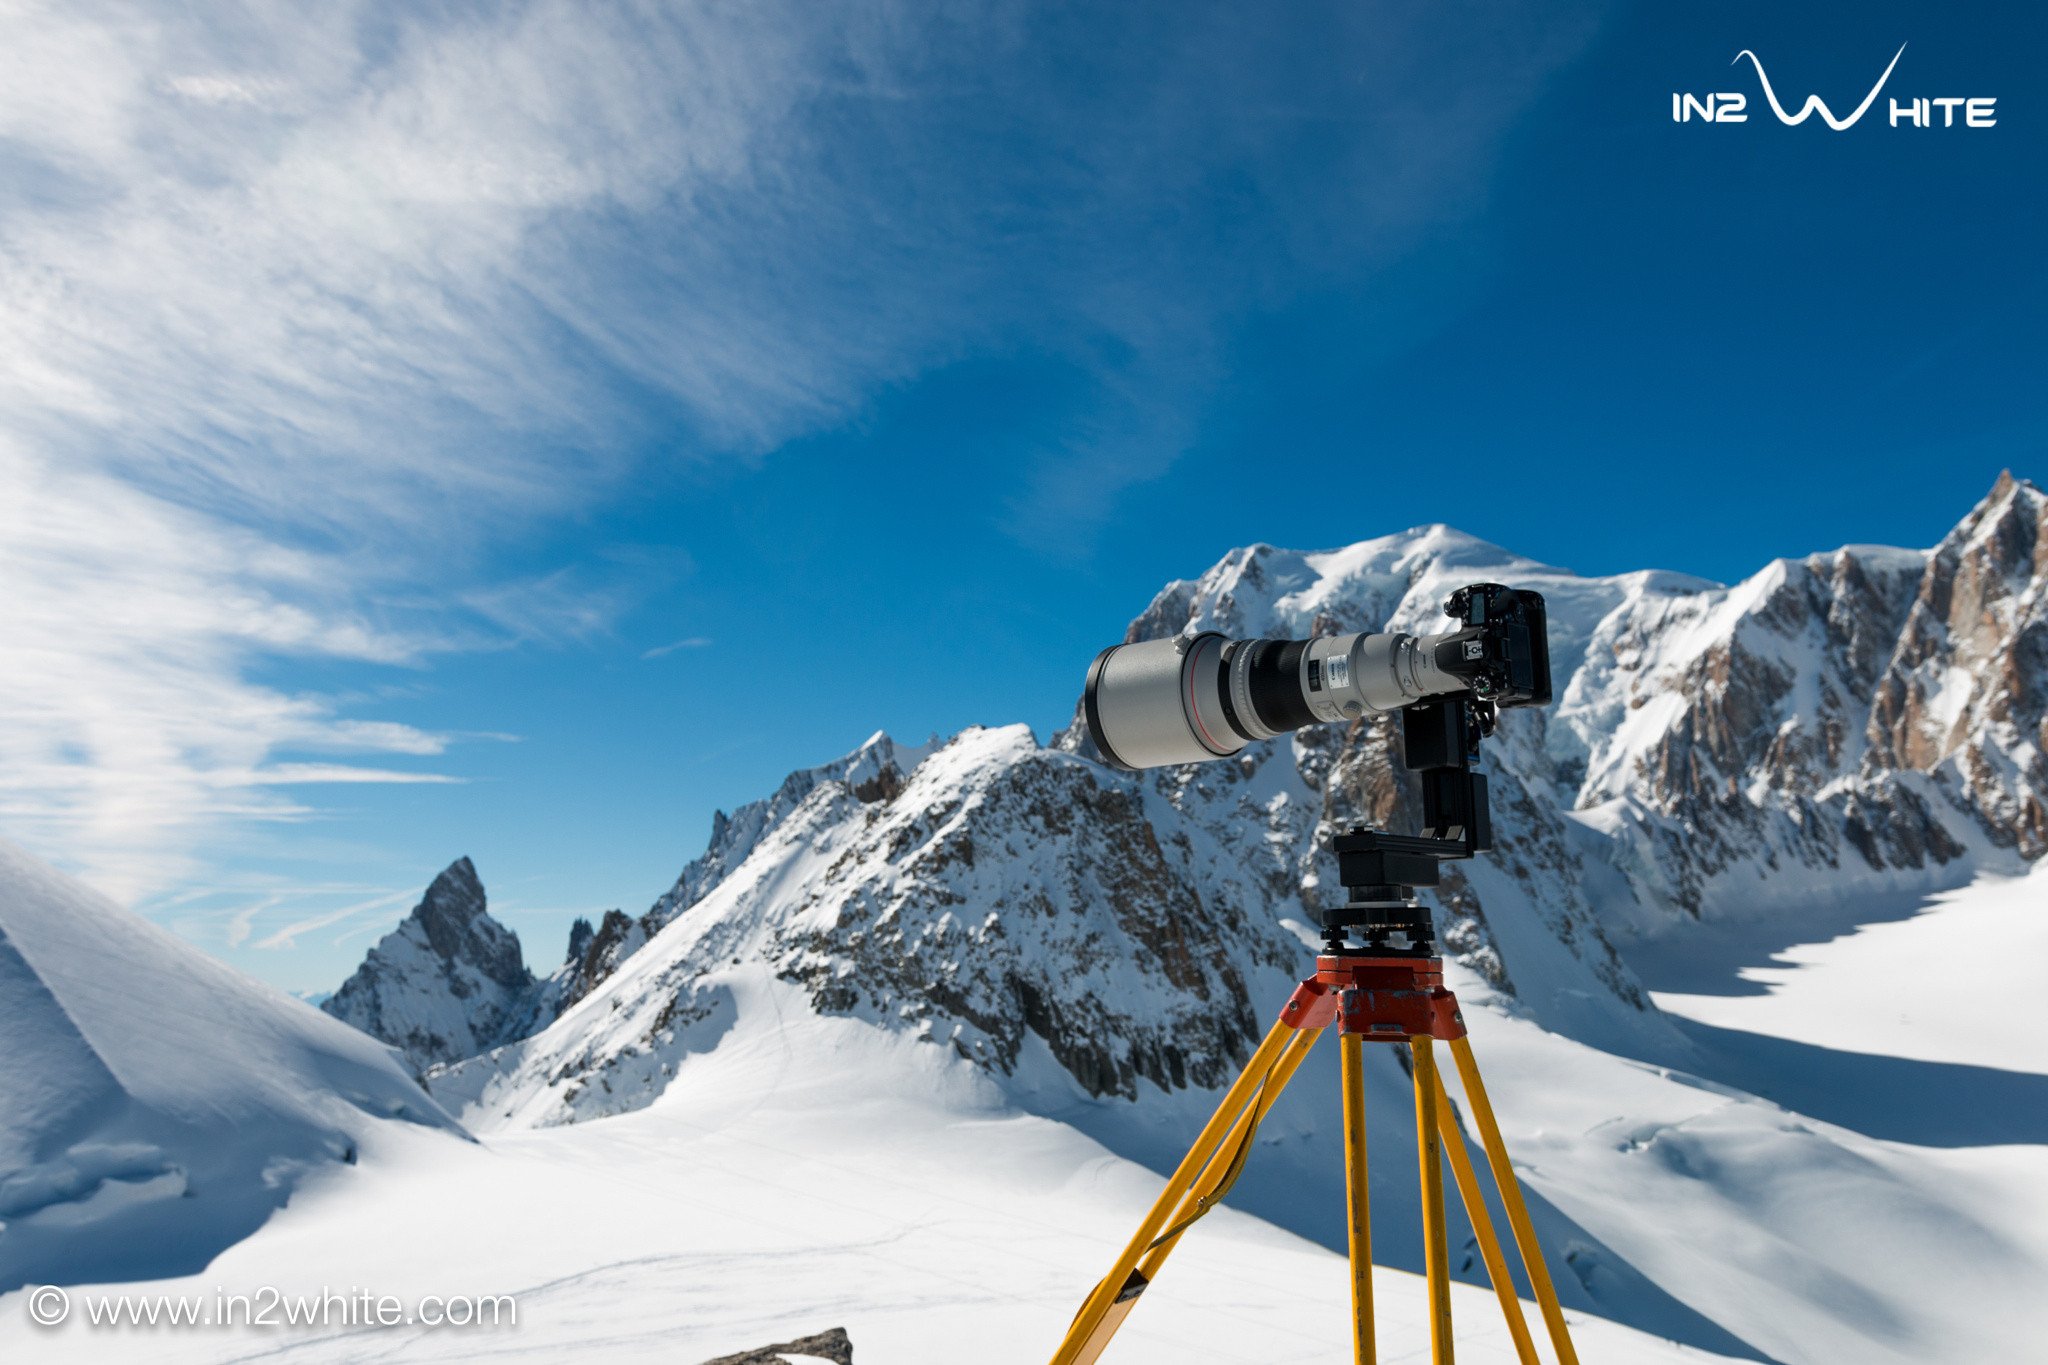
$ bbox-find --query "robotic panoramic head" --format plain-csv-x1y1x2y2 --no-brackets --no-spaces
1082,583,1549,771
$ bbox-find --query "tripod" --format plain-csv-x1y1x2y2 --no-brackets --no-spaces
1051,701,1582,1365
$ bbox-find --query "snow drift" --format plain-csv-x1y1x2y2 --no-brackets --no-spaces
0,838,463,1291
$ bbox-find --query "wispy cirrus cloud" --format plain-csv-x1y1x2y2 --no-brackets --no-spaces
0,0,903,899
0,0,1606,912
0,442,455,900
643,638,713,660
255,890,414,952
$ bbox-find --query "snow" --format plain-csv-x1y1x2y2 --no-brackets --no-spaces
1445,996,2048,1365
7,496,2045,1364
0,837,460,1293
5,791,2047,1364
13,857,2044,1365
1646,859,2048,1075
0,977,1741,1365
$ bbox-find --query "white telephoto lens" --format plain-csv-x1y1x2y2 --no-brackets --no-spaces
1085,634,1247,769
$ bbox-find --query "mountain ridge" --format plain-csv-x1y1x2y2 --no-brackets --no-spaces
388,476,2046,1106
292,473,2048,1363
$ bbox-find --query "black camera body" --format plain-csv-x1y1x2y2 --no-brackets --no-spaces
1402,582,1549,847
1434,583,1552,710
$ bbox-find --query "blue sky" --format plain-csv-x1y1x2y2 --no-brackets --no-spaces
1,1,2039,992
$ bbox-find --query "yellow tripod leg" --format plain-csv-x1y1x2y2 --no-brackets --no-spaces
1431,1068,1540,1365
1058,1024,1319,1363
1136,1026,1322,1273
1412,1035,1454,1365
1341,1033,1375,1365
1447,1037,1581,1365
1051,1017,1303,1365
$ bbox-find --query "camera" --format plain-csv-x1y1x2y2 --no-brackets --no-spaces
1083,582,1550,951
1082,582,1551,771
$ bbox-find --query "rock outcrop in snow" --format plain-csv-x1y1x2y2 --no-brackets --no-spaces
323,858,556,1076
1866,471,2048,857
1559,476,2045,930
0,837,461,1292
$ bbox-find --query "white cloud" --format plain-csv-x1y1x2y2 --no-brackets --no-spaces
0,439,459,900
0,0,1605,907
643,638,713,659
164,75,283,107
223,896,279,950
0,0,871,900
255,890,413,951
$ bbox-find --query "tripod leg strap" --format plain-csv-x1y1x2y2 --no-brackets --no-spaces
1448,1037,1581,1365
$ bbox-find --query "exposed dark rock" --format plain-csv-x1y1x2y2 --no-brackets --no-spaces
699,1326,853,1365
1867,472,2048,857
564,916,595,966
323,859,540,1076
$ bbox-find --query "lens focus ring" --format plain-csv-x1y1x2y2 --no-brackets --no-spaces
1225,640,1278,742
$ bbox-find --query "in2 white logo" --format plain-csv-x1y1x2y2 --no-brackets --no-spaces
1674,45,1996,129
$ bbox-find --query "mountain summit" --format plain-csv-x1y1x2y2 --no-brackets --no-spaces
323,858,547,1075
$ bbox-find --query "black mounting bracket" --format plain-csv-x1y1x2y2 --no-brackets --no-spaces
1318,695,1495,956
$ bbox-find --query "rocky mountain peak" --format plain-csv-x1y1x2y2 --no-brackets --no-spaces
564,915,596,965
1867,472,2048,855
323,859,544,1076
554,908,642,1013
411,857,526,990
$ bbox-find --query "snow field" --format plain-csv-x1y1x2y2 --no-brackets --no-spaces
1649,860,2048,1074
2,994,1737,1365
6,857,2043,1364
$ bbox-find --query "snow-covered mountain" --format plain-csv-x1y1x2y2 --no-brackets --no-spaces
415,474,2045,1364
322,857,577,1076
1561,471,2044,928
439,476,2043,1108
0,837,464,1293
324,743,953,1078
